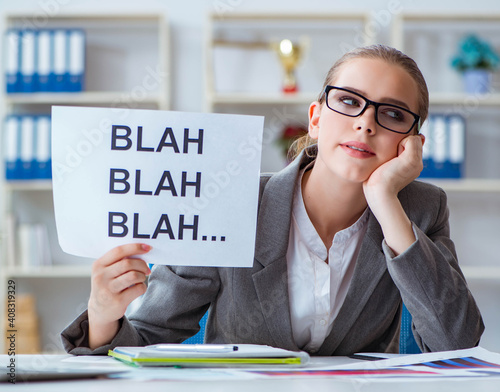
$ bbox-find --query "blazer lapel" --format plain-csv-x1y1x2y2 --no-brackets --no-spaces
316,212,388,355
251,152,314,351
252,257,299,351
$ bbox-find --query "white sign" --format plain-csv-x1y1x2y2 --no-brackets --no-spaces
51,106,264,267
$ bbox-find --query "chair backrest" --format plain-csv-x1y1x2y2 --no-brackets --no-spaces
147,265,207,345
399,303,422,354
182,312,208,344
183,306,422,353
157,261,420,353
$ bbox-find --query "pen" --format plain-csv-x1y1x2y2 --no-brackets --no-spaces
348,354,386,361
148,344,239,353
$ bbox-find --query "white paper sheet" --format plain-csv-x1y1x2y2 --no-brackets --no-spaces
51,106,264,267
246,347,500,379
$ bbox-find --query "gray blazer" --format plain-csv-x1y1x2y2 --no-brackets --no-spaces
61,148,484,355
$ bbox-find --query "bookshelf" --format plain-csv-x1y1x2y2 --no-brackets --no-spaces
0,11,170,353
204,12,373,172
392,12,500,351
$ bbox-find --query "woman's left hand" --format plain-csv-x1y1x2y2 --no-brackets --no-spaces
362,134,425,255
363,134,425,209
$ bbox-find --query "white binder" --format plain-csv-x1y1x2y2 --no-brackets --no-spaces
4,116,20,179
5,29,21,93
20,115,35,179
52,29,68,91
68,29,85,91
432,115,447,173
20,29,36,92
36,29,52,91
35,115,52,179
448,115,465,178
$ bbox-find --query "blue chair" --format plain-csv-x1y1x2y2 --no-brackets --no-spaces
183,306,421,353
147,265,208,345
182,312,208,344
149,263,419,352
399,303,421,354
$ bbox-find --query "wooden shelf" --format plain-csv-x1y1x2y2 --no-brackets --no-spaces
421,179,500,192
209,92,318,105
429,93,500,106
4,180,53,192
462,266,500,280
209,11,370,22
5,91,164,106
4,265,91,278
392,11,500,22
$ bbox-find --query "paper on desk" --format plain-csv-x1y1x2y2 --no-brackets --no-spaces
108,343,310,368
51,106,264,267
63,355,128,368
246,347,500,379
63,355,256,381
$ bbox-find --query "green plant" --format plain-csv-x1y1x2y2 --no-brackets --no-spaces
451,34,500,71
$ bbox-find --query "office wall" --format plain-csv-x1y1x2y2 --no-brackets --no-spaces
2,0,500,115
1,0,500,352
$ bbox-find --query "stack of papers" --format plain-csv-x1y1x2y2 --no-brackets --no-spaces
108,344,310,368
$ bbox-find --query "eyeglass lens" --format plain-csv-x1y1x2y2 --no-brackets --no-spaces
326,88,416,133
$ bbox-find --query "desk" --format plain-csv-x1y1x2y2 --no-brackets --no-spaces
2,354,500,392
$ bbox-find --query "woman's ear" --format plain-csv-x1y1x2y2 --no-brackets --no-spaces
308,101,321,140
419,133,425,147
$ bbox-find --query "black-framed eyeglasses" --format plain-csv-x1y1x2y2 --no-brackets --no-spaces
323,86,421,134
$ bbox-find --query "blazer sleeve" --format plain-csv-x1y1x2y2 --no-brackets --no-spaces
61,264,220,355
383,184,484,352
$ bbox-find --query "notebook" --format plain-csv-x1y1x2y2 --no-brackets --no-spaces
108,344,310,367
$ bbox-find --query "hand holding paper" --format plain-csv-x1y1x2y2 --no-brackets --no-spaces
87,243,151,350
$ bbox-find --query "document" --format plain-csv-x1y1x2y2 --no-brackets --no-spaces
249,347,500,379
51,106,264,267
108,344,310,367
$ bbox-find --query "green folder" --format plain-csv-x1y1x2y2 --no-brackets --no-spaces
108,344,310,368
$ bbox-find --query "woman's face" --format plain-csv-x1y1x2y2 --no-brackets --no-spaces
308,57,420,184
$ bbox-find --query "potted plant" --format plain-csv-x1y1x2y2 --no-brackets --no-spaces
451,34,500,94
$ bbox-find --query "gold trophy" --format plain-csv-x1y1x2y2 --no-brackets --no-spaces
273,39,302,93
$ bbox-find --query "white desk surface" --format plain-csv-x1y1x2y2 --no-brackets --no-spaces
2,354,500,392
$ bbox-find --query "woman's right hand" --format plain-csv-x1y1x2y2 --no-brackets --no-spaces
87,243,152,349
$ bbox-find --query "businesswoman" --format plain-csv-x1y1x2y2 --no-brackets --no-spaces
62,44,484,355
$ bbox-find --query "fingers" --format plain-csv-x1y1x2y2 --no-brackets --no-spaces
88,244,152,326
106,256,151,279
108,265,150,294
98,243,152,268
117,281,148,305
398,135,423,159
93,249,151,295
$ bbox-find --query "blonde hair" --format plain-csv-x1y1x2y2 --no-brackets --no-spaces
289,44,429,160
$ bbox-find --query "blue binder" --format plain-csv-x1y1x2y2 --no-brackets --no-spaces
419,117,434,178
68,29,85,92
36,29,52,92
4,116,21,180
446,115,465,179
20,116,36,179
34,115,52,179
52,29,68,91
5,29,21,93
432,115,447,177
20,30,37,93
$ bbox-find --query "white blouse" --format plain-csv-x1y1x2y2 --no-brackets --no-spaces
286,167,369,353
